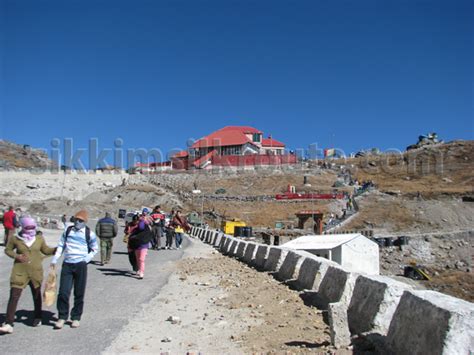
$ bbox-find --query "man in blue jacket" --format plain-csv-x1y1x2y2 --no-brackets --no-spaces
51,210,98,330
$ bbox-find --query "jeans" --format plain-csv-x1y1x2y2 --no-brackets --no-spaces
175,233,183,248
5,283,42,325
57,261,88,321
99,238,114,263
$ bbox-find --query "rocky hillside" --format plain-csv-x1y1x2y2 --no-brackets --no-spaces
0,140,56,170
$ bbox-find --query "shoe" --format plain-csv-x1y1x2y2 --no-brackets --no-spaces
0,323,13,334
137,272,144,279
32,318,42,327
54,319,65,329
71,320,80,328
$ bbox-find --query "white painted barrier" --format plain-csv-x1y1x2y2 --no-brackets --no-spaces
242,242,257,265
254,245,269,270
235,240,248,259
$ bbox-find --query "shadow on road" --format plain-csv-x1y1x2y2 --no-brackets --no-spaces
97,267,135,278
113,251,129,255
285,340,330,349
0,310,56,331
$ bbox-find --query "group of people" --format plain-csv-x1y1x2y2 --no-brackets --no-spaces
123,206,190,279
0,205,190,334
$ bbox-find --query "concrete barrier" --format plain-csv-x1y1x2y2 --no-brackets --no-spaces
386,290,474,355
235,240,248,259
205,230,212,243
213,232,223,247
221,236,232,254
209,231,218,245
254,245,270,270
347,275,414,336
263,247,290,272
314,266,358,310
294,255,339,292
228,239,239,256
199,229,205,240
328,301,351,348
218,234,229,250
275,251,304,282
242,242,257,265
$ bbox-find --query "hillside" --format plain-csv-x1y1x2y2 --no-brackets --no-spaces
0,140,56,170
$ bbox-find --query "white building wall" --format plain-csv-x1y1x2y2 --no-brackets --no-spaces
340,237,379,275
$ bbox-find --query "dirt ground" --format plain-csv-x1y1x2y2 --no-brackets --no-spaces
106,239,343,354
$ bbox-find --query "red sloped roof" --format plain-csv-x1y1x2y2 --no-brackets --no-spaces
172,150,188,158
219,126,263,134
262,138,285,148
192,129,253,149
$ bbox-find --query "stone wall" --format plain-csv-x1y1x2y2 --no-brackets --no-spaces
190,227,474,354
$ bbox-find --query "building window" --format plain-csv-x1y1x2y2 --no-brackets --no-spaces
252,133,261,143
221,145,242,156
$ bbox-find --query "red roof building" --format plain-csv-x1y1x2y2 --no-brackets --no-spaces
169,125,296,169
191,126,286,157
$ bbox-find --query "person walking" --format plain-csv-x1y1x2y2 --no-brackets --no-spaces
150,205,165,250
124,215,139,274
128,219,152,279
61,214,67,229
3,206,19,246
0,217,56,334
165,210,175,249
171,210,189,249
50,210,98,330
95,212,118,265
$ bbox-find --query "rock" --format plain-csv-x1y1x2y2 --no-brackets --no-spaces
442,177,453,183
167,316,181,324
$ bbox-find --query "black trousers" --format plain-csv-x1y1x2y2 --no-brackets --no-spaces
165,229,174,248
128,250,138,271
57,261,87,321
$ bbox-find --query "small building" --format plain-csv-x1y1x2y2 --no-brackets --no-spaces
282,233,379,275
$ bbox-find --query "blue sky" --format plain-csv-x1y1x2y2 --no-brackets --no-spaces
1,0,473,167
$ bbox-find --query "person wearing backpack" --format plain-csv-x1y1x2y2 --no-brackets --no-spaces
95,212,118,265
50,210,98,330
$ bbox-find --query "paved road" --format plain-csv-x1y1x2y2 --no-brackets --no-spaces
0,222,188,354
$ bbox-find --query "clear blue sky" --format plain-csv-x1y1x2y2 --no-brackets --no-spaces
1,0,473,167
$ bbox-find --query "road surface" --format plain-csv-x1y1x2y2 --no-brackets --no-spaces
0,223,188,354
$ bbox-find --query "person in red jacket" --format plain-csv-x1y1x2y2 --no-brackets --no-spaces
3,207,19,246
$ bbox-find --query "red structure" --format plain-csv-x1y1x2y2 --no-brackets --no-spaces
171,125,296,170
276,185,345,200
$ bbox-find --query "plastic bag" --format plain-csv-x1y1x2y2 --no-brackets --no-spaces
43,268,57,307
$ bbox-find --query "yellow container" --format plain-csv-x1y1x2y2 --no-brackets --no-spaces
221,219,246,235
